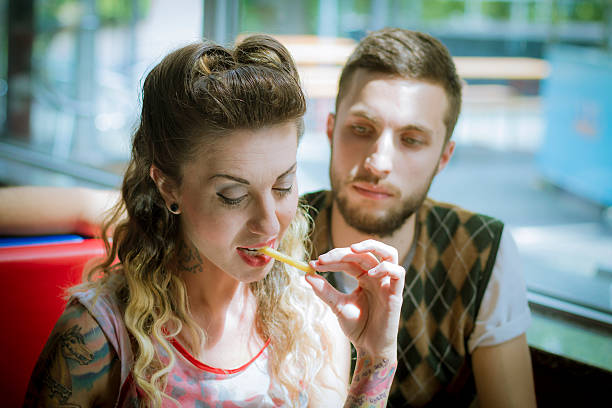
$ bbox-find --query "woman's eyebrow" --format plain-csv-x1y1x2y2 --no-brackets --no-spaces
277,163,297,180
209,174,250,184
208,163,297,184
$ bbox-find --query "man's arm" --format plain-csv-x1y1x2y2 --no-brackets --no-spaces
472,334,536,408
469,230,536,407
0,186,119,237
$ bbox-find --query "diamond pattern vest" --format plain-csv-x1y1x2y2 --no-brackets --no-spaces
302,190,504,407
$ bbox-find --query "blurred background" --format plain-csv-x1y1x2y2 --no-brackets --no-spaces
0,0,610,370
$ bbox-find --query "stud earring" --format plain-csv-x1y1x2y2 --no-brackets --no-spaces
169,203,180,214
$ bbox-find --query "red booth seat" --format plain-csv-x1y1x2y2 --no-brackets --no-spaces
0,237,105,407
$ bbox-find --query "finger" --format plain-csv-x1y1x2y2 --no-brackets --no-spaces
304,274,346,316
316,252,379,273
317,247,353,262
311,261,365,278
350,239,399,264
366,261,403,279
366,262,406,294
318,247,379,267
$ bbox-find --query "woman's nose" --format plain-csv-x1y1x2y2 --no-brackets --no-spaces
246,196,280,237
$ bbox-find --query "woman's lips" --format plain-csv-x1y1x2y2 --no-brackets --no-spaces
236,239,275,267
237,248,271,267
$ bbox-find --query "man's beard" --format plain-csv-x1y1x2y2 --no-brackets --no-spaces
330,169,436,238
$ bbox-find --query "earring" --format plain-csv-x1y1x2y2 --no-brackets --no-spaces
169,203,180,214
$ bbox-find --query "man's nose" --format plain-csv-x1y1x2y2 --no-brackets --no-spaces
364,130,393,178
246,195,280,237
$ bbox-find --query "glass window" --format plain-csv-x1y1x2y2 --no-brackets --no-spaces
1,0,203,183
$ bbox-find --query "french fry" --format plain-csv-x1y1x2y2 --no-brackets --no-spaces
257,246,316,274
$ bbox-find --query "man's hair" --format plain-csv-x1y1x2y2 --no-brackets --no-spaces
336,28,462,142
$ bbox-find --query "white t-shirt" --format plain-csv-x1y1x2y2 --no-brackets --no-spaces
335,229,531,353
466,229,531,352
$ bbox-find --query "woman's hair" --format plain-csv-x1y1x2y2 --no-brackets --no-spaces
76,35,332,406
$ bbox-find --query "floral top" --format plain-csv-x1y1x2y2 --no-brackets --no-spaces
72,277,306,407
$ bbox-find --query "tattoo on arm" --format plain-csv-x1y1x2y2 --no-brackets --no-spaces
23,305,118,407
177,240,203,274
345,354,397,408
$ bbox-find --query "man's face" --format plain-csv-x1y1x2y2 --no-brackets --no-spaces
328,69,455,237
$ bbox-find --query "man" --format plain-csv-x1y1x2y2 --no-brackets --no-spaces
0,28,536,408
302,28,536,407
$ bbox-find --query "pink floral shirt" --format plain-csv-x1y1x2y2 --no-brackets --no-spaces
72,277,305,407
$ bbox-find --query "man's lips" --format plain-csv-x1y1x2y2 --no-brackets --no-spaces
351,183,394,199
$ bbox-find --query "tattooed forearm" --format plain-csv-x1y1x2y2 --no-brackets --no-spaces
345,354,397,408
177,240,204,274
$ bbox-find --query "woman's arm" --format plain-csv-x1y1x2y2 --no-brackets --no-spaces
23,302,121,407
307,239,405,407
0,186,119,237
472,334,537,408
308,302,352,405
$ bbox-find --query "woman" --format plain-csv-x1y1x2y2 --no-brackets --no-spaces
21,35,404,407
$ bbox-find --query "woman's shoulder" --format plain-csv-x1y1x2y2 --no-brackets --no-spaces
23,301,121,407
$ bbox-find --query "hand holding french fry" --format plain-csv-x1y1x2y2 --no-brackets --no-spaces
305,239,405,359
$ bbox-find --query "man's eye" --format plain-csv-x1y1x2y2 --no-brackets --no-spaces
352,125,370,135
402,137,422,146
217,193,246,207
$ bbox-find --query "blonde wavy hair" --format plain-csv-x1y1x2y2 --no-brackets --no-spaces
72,35,335,406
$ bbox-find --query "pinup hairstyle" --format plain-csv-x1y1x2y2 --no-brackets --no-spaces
79,35,332,406
336,28,462,142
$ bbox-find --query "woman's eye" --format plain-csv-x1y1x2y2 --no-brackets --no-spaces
274,185,293,197
217,193,246,207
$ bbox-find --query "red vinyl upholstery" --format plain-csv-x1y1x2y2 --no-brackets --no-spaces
0,238,105,406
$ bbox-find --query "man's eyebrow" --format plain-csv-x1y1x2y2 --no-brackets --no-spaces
399,123,433,136
351,110,433,136
351,110,380,125
209,163,297,184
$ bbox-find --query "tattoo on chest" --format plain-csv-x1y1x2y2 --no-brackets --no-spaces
177,240,204,274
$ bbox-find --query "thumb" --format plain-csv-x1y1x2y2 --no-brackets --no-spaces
305,274,344,316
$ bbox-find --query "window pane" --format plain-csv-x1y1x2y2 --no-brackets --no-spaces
2,0,203,178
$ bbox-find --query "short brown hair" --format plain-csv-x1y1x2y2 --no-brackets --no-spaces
336,28,462,142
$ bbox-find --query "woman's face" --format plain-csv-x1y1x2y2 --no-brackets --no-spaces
176,121,299,283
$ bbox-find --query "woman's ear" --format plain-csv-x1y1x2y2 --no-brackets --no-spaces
150,165,180,213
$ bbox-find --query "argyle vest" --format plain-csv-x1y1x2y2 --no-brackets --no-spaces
302,190,503,407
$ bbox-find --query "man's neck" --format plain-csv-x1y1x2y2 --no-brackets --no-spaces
329,203,417,263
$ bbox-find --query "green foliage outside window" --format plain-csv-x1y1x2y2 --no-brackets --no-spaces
96,0,151,25
421,0,465,21
482,1,512,21
36,0,151,32
554,0,606,23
